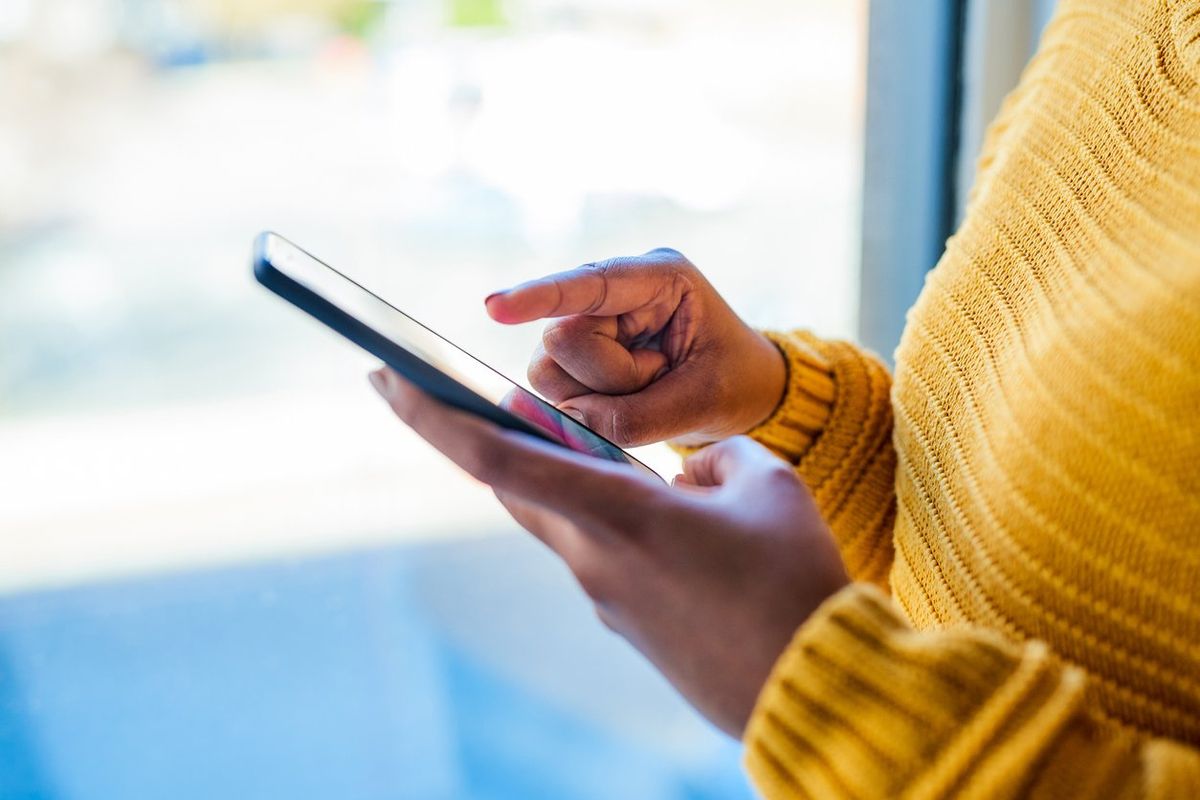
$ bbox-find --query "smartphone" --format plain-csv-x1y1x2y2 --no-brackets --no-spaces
252,232,661,480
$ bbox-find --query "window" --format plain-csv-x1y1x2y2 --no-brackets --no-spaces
0,0,865,796
858,0,1057,360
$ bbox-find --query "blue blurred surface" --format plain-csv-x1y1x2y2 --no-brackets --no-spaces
0,536,753,800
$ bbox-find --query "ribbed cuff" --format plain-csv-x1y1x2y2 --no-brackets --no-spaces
743,583,1087,799
742,330,838,464
668,329,836,461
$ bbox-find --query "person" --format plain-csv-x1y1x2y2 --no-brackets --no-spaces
368,0,1200,795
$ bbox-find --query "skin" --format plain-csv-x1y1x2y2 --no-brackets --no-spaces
369,248,849,736
485,248,788,447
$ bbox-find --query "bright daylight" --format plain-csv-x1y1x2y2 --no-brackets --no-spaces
1,0,862,797
10,0,1192,798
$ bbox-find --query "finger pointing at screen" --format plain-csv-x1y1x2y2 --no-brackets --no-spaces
485,248,786,448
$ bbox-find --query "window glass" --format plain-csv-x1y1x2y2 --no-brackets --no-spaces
0,0,864,796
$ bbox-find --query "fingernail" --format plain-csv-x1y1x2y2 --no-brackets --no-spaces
368,369,389,397
484,290,508,306
560,406,586,424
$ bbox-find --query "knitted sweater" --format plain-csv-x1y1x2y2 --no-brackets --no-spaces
742,1,1200,796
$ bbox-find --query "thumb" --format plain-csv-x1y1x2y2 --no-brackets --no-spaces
681,436,793,489
557,365,715,447
557,392,658,448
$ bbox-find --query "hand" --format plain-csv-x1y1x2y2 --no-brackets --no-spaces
484,248,786,447
370,367,848,736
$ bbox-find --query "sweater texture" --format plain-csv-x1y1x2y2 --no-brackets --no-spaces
741,0,1200,796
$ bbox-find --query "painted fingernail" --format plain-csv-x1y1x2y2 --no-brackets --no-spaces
561,406,586,424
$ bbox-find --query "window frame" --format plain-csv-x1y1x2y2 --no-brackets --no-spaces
857,0,967,362
857,0,1057,361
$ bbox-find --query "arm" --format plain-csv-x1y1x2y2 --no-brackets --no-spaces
747,583,1200,799
369,369,1200,798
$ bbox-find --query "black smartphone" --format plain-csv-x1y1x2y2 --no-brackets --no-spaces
252,232,661,480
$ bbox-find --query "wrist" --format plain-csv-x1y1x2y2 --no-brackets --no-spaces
736,331,787,434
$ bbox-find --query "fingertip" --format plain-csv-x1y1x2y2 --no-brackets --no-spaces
484,291,530,325
368,369,388,396
484,291,508,320
370,367,404,398
371,368,426,418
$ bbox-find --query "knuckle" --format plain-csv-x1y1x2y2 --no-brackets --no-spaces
761,455,801,488
764,456,797,481
541,318,587,356
648,245,685,262
540,322,560,350
541,330,568,361
653,247,699,278
576,262,616,314
527,354,559,392
581,256,625,277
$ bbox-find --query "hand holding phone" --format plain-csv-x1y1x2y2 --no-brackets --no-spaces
368,363,848,739
255,231,850,741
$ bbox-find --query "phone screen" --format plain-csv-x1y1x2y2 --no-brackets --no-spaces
256,233,657,477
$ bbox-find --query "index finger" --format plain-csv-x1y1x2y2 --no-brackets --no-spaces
485,250,678,324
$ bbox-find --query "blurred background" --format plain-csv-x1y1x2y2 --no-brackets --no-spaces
0,0,865,797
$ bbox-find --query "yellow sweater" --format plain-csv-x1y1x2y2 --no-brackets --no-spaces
742,1,1200,797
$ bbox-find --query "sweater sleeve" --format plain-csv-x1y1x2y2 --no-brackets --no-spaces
745,583,1200,800
698,330,897,589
